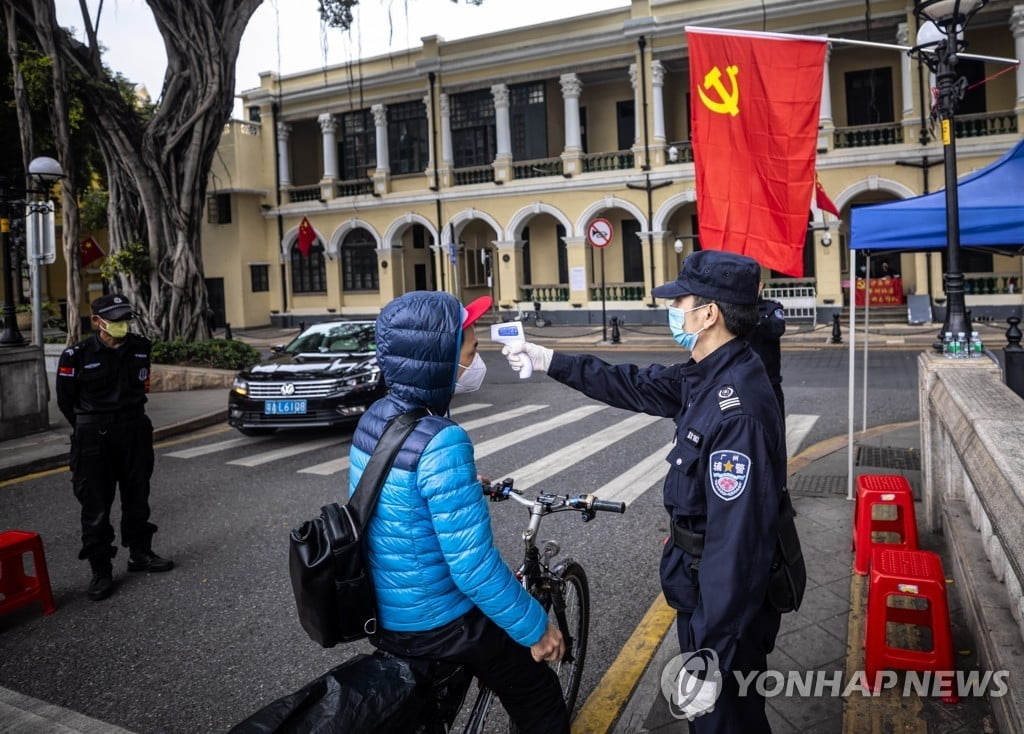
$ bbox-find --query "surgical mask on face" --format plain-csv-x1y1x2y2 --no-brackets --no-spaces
667,305,707,350
100,318,130,339
455,352,487,394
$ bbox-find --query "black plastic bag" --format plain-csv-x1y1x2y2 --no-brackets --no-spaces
227,653,426,734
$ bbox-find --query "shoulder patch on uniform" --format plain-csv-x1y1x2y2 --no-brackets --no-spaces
63,347,75,356
717,385,741,412
709,450,751,502
58,366,75,377
773,308,785,320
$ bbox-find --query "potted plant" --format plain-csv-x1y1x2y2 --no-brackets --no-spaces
15,301,56,330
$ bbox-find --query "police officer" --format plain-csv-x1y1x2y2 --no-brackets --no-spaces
56,294,173,602
747,283,786,417
504,251,788,732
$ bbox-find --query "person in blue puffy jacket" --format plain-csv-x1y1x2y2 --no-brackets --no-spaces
349,290,569,732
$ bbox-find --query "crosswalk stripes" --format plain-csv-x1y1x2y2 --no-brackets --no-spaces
473,405,605,459
164,436,273,459
591,442,675,505
786,414,819,458
226,436,340,467
504,413,664,492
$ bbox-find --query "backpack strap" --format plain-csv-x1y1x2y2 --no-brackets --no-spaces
343,409,428,530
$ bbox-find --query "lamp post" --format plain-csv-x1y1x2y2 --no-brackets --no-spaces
909,0,988,351
0,156,64,347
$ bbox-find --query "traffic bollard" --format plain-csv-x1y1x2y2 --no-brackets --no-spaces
1005,317,1024,400
224,322,233,340
831,313,842,344
610,317,621,344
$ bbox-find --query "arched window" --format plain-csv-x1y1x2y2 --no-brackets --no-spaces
291,241,327,293
342,230,379,291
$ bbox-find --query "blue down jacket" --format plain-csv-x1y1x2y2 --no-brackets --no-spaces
348,291,547,647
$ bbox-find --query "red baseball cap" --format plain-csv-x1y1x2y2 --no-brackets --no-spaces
461,295,492,329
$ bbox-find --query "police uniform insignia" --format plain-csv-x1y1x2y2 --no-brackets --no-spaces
58,366,75,377
717,385,741,412
709,450,751,502
684,428,703,448
138,367,149,381
773,308,785,320
63,348,75,356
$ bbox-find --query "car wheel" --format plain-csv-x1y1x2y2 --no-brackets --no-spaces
236,426,277,437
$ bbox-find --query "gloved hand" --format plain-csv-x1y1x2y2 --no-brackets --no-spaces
675,669,719,721
502,341,553,374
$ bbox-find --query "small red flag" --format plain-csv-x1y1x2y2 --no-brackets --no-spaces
815,176,841,217
296,217,316,258
80,236,105,267
689,28,826,276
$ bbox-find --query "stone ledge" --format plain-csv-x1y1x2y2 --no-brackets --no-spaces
149,365,235,392
944,503,1024,734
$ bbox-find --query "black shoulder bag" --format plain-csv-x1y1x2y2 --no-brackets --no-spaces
766,488,807,614
288,410,426,648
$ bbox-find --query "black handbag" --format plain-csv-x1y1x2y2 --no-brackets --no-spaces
288,410,426,648
767,488,807,614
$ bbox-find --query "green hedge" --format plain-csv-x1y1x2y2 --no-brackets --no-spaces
151,338,261,371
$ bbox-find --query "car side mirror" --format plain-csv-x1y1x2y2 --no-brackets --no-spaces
271,344,285,353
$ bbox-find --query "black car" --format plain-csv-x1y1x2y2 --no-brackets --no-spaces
228,321,385,435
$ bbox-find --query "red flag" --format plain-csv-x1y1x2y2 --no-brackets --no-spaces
688,28,826,276
815,175,841,217
296,217,316,258
80,236,105,267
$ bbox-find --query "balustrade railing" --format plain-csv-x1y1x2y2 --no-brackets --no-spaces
512,157,563,179
453,165,495,186
955,110,1018,138
335,180,374,197
582,150,634,172
588,283,646,301
521,285,570,302
833,122,903,149
287,186,321,203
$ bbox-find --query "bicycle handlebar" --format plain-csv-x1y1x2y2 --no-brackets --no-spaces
482,479,626,515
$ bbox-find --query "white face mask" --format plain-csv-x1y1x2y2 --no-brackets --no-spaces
454,352,486,394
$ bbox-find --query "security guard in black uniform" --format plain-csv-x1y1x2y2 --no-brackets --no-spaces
504,251,791,732
747,285,786,417
56,294,173,601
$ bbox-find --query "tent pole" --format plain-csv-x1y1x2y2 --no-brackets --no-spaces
847,246,856,502
862,255,871,433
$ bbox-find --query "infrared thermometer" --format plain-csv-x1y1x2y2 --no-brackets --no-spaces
491,321,532,379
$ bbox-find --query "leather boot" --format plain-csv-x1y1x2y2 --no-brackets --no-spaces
87,559,114,601
127,549,174,573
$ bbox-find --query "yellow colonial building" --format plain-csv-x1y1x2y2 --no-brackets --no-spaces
200,0,1024,328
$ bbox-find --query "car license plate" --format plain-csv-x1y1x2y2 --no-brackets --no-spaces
264,399,307,415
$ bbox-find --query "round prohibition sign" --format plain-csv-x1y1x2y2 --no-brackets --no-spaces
587,218,614,248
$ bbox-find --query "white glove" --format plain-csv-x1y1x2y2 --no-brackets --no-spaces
502,341,553,375
675,669,719,721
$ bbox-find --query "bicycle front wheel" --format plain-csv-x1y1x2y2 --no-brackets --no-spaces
549,562,590,715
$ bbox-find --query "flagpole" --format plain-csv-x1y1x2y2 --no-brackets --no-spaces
684,26,1019,66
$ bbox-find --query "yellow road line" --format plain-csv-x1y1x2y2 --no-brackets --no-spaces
572,593,676,733
0,466,68,489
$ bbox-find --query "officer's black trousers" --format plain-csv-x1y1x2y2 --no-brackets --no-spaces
70,415,157,562
676,604,782,734
374,606,570,733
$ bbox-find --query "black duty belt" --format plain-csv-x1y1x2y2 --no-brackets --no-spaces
76,410,145,425
670,521,705,557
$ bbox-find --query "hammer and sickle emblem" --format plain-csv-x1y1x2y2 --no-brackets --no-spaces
697,65,740,116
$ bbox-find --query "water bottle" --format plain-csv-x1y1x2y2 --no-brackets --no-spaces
943,331,954,359
956,331,967,359
970,330,983,358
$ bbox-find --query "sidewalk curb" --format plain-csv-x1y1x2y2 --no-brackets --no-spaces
0,411,227,484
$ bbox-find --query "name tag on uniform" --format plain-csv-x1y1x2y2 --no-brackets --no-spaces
684,428,703,448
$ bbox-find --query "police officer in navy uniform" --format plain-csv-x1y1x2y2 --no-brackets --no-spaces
56,294,173,601
747,283,786,417
504,251,788,732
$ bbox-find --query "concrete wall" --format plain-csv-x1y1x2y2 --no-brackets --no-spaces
918,353,1024,734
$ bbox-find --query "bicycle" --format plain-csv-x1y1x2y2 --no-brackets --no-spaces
231,480,624,734
503,301,549,328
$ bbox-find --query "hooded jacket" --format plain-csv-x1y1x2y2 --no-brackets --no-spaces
348,291,547,647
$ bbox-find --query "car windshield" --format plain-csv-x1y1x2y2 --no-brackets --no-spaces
284,323,376,354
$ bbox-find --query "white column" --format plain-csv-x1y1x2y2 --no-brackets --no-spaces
651,60,666,145
1012,6,1024,107
318,113,338,180
897,24,914,121
560,73,583,152
372,104,390,174
440,93,453,167
819,42,833,126
276,121,292,187
423,94,435,171
492,84,512,160
628,63,641,148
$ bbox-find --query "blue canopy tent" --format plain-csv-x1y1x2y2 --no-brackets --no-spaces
842,140,1024,500
850,139,1024,253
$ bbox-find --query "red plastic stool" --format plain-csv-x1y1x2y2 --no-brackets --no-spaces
852,474,918,575
0,530,56,617
865,548,957,702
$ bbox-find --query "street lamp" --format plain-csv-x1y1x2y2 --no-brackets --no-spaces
909,0,988,351
0,156,64,347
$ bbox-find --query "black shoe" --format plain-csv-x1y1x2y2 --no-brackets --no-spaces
127,550,174,573
87,570,114,601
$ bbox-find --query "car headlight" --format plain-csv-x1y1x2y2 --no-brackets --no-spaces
232,377,249,396
339,368,382,389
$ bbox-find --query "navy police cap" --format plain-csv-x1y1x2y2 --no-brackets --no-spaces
91,293,135,321
651,250,760,306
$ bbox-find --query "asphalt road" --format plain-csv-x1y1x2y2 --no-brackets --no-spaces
0,347,921,733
